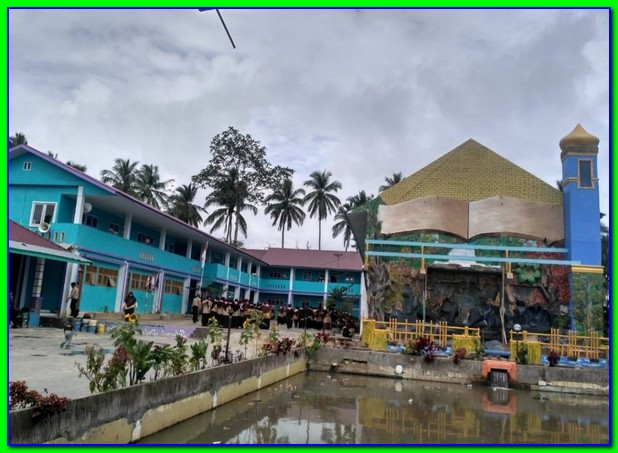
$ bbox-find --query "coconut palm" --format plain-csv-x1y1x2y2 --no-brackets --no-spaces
204,168,257,244
135,164,174,210
168,184,207,227
264,179,306,248
332,203,354,251
9,132,28,148
347,190,374,208
303,170,342,250
379,171,403,192
332,191,374,250
101,158,140,197
66,161,87,172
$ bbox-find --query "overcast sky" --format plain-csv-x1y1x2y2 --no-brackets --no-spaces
9,8,610,251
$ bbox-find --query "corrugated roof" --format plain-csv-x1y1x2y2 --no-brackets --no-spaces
380,139,562,205
9,221,91,264
242,248,363,271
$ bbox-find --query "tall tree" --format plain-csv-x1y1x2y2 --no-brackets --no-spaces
303,170,342,250
192,127,293,243
332,191,374,250
135,164,174,210
379,171,403,192
100,158,140,197
264,179,306,248
9,132,27,148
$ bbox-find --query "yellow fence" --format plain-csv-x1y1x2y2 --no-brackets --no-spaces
361,318,481,353
362,319,609,364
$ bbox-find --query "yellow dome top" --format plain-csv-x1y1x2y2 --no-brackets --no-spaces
559,124,599,151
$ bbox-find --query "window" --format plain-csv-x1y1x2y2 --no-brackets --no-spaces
240,262,248,273
318,272,325,283
23,162,31,171
267,296,285,305
345,274,355,283
229,258,238,269
137,233,153,245
108,223,120,235
164,279,183,295
82,214,98,229
578,160,593,188
84,266,117,287
165,243,175,253
269,269,287,279
302,271,313,281
30,202,56,226
129,273,151,290
329,274,339,283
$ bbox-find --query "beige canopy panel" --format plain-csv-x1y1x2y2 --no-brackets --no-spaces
379,195,564,242
468,197,564,241
379,196,469,238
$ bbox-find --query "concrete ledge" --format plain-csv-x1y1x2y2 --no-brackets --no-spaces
311,348,608,395
10,351,307,444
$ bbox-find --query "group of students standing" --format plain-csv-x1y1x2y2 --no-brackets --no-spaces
190,295,358,337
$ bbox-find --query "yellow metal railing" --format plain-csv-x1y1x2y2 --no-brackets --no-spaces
362,319,608,363
361,318,480,352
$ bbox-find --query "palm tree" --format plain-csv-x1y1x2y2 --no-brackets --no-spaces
100,158,140,197
303,170,342,250
168,184,206,227
66,161,87,172
347,190,374,207
332,203,354,251
203,169,257,244
9,132,27,148
332,191,374,250
379,171,403,192
264,179,306,248
135,164,174,210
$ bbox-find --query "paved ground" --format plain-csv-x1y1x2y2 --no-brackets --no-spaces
9,318,312,401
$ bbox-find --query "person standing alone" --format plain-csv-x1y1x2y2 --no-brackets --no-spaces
192,293,202,323
68,282,80,318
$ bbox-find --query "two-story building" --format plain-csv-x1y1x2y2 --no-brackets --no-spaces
8,145,363,319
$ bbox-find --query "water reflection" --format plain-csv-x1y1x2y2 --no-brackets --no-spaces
138,372,608,445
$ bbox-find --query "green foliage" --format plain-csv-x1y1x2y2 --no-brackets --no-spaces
167,334,189,376
189,340,210,371
192,126,293,206
516,344,528,364
76,344,107,393
514,263,542,284
297,332,321,357
572,273,605,334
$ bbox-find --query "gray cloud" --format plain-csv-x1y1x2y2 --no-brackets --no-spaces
9,8,610,250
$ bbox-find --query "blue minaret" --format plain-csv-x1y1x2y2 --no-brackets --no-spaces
559,124,602,266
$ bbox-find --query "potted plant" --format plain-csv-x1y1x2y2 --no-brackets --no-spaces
547,350,560,367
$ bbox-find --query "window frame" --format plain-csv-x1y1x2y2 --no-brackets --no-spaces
29,202,56,227
577,159,593,189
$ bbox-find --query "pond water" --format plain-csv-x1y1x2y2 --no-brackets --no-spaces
138,371,609,445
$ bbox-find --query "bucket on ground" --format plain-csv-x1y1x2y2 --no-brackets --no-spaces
96,323,106,334
87,319,98,333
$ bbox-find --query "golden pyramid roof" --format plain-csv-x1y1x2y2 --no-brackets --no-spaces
380,139,562,205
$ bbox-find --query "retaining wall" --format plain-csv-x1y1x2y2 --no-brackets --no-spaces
10,351,307,444
310,348,608,395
